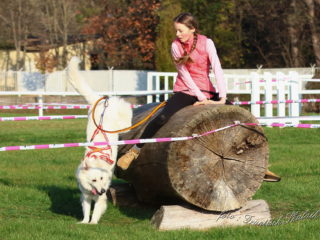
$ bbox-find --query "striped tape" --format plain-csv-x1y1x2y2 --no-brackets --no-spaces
236,78,320,85
236,79,277,85
232,99,320,105
1,99,319,109
0,105,90,110
30,103,89,106
0,122,319,152
0,104,141,110
0,115,88,122
242,123,320,128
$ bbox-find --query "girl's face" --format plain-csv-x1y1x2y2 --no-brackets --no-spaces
174,22,195,43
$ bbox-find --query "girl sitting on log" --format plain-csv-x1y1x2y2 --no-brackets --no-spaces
117,12,280,182
117,12,227,168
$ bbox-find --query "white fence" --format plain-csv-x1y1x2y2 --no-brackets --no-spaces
0,69,149,92
249,71,320,123
147,70,320,123
1,68,320,123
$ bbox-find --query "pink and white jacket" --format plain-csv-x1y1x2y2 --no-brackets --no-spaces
171,34,226,101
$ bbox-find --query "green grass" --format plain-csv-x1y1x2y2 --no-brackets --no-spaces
0,114,320,240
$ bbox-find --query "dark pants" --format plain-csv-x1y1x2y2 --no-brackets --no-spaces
136,92,230,148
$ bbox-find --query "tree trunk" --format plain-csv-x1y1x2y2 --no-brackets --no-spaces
304,0,320,66
288,0,303,67
116,103,268,212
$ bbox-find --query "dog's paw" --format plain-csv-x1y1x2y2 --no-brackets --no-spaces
77,220,90,224
89,221,98,224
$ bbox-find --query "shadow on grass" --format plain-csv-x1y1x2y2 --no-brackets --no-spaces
0,178,13,186
39,185,83,220
108,180,167,221
39,183,156,221
117,205,157,221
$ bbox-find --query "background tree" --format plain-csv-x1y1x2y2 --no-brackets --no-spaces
155,0,181,71
155,0,243,70
83,0,160,70
237,0,317,68
1,0,320,70
180,0,243,67
0,0,36,70
303,0,320,66
34,0,102,70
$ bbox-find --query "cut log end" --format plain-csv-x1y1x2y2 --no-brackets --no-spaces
167,105,268,211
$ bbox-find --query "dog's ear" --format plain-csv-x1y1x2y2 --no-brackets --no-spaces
82,160,89,170
84,162,89,170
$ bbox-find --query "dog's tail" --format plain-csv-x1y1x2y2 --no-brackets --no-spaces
66,57,99,105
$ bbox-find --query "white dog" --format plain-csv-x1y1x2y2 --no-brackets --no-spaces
67,57,133,224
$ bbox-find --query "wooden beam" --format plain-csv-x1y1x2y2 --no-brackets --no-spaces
151,200,271,230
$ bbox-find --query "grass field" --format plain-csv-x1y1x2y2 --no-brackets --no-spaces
0,110,320,240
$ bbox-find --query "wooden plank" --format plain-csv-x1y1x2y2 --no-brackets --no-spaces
151,200,271,230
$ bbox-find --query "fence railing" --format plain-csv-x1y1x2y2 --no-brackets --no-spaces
147,71,320,123
0,90,172,117
1,69,320,123
146,72,254,103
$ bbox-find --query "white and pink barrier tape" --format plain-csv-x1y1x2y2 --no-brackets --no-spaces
1,99,319,110
0,115,88,122
236,78,320,85
0,104,141,110
0,105,90,110
1,122,319,152
232,98,320,105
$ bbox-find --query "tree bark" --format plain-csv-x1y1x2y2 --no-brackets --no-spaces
287,0,303,67
304,0,320,66
116,103,268,212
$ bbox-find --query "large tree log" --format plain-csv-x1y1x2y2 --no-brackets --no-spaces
116,103,268,212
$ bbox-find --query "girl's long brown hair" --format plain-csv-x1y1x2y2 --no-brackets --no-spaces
173,12,199,65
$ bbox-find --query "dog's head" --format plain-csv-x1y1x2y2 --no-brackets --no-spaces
76,164,111,196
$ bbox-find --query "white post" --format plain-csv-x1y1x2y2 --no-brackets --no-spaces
155,74,160,102
264,72,273,118
276,72,286,118
288,71,299,124
108,66,114,92
250,72,260,117
38,95,43,117
234,75,240,93
147,72,153,103
164,75,169,101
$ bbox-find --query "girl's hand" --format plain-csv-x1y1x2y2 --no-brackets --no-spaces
193,97,226,106
193,99,211,106
211,97,226,105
